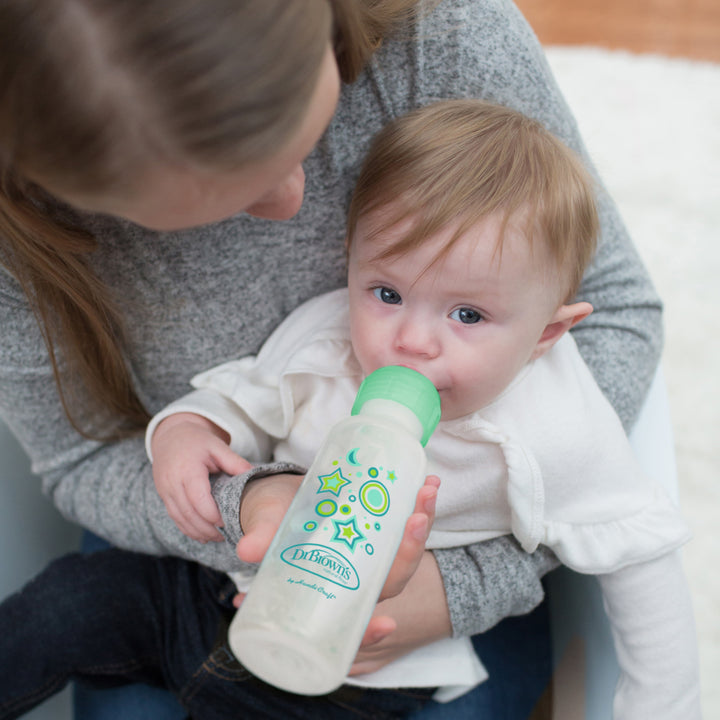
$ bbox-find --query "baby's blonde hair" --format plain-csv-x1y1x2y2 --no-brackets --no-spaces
347,100,599,300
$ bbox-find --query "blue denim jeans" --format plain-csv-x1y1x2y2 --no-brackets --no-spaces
73,602,553,720
0,550,435,720
73,532,187,720
70,534,552,720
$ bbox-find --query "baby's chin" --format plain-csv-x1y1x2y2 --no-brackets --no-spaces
437,391,479,423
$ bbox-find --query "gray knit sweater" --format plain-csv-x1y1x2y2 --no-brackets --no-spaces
0,0,661,637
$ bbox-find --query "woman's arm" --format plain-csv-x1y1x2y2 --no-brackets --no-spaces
434,537,560,637
350,538,560,673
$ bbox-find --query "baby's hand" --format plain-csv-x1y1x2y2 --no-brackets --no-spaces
151,413,252,542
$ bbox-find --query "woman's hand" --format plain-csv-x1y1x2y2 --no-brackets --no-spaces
376,474,440,601
349,548,452,676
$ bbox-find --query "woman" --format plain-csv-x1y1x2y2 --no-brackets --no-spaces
0,1,662,716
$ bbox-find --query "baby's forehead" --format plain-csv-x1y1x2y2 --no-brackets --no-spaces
356,207,569,297
356,205,550,265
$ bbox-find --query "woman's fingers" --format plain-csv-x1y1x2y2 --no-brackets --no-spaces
378,475,439,601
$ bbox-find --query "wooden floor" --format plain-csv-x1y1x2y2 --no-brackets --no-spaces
514,0,720,63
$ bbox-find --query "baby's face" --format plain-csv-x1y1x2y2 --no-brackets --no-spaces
348,211,566,420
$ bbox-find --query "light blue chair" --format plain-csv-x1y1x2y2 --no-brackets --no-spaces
0,369,678,719
0,422,81,720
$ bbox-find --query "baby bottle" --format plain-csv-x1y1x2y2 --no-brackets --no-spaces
228,365,441,695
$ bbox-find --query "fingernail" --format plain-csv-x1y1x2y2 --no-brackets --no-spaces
424,488,437,514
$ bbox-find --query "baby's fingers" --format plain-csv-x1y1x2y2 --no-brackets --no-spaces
187,477,223,527
209,443,253,478
167,492,224,543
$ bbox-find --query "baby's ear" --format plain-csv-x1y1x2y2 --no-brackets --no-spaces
531,302,593,360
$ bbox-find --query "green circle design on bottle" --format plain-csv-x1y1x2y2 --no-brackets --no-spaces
359,481,390,516
315,499,337,517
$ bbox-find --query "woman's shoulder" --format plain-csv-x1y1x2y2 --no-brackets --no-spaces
369,0,577,141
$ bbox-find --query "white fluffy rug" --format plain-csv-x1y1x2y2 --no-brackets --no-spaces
545,46,720,718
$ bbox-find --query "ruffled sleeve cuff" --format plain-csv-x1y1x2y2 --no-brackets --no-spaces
541,488,691,575
145,388,273,463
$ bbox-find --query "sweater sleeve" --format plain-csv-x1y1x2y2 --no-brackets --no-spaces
434,537,560,637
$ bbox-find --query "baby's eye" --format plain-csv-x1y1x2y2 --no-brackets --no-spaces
450,307,483,324
373,287,402,305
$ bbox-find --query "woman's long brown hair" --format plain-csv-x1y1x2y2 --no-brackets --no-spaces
0,174,147,438
0,0,422,440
